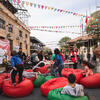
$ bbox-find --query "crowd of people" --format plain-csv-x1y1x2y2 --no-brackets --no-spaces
2,47,96,100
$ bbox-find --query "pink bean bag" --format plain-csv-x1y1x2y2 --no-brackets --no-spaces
80,73,100,88
41,77,68,96
35,65,49,74
62,68,83,83
3,79,33,98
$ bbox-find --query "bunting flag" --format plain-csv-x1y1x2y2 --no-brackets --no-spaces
29,25,82,29
8,0,11,3
29,28,81,34
9,0,100,22
85,16,88,26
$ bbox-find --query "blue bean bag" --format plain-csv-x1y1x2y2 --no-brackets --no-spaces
48,88,88,100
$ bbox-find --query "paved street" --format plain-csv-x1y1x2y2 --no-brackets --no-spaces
0,86,99,100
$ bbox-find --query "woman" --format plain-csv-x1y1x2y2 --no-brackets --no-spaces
54,48,64,77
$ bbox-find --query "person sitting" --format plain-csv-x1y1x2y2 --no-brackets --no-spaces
81,61,93,77
23,70,40,79
61,74,84,97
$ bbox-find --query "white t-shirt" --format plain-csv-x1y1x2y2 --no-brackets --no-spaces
61,84,84,97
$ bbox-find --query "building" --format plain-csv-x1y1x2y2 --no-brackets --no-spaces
30,36,45,54
68,34,97,60
0,1,30,55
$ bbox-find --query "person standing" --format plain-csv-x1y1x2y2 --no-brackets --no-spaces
31,50,39,66
38,50,43,62
10,51,24,86
54,48,64,77
70,49,79,69
87,51,91,62
18,48,26,63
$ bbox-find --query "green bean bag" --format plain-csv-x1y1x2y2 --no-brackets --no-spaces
48,88,88,100
33,75,45,87
44,76,55,82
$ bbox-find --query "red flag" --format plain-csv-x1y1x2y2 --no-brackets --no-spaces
85,17,88,25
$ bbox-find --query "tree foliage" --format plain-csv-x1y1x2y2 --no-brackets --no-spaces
86,10,100,37
58,36,71,50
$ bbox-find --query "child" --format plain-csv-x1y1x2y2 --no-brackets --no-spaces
81,61,93,77
10,51,24,86
61,74,84,97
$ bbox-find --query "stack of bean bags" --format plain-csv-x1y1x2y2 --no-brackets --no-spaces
48,88,88,100
41,77,68,96
35,65,49,74
3,78,33,98
62,68,83,83
80,73,100,88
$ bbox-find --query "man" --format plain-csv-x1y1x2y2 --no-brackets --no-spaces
10,51,24,86
61,74,84,97
18,48,26,62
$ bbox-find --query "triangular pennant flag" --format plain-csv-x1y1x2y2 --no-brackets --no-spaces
13,0,16,3
30,3,33,7
54,8,57,11
8,0,11,3
17,0,20,4
41,5,44,9
26,2,29,6
34,4,37,7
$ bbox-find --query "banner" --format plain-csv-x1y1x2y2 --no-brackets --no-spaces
0,39,10,64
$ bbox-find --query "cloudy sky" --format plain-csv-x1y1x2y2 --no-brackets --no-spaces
23,0,99,50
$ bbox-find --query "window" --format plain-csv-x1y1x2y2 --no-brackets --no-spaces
0,18,5,29
19,30,22,37
20,42,22,48
8,24,13,32
26,44,28,49
25,34,27,38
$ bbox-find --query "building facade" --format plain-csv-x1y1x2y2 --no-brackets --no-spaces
30,36,45,54
0,1,30,56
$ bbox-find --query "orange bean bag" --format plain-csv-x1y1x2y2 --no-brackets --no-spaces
35,65,49,74
40,77,68,96
80,73,100,88
3,79,33,98
62,68,83,83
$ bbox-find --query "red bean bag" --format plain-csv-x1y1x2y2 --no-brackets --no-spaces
0,78,2,94
40,77,68,96
0,78,3,88
24,69,33,72
3,79,33,98
0,73,10,79
35,65,49,74
80,73,100,88
62,68,83,83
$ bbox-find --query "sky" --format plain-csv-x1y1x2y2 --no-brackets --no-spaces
23,0,100,50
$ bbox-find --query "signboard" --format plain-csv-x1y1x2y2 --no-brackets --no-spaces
0,39,10,64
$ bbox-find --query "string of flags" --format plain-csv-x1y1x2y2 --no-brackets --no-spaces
30,28,81,34
4,24,100,31
7,0,100,22
29,25,83,29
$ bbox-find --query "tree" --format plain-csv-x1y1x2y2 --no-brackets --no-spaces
58,36,71,51
86,10,100,43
